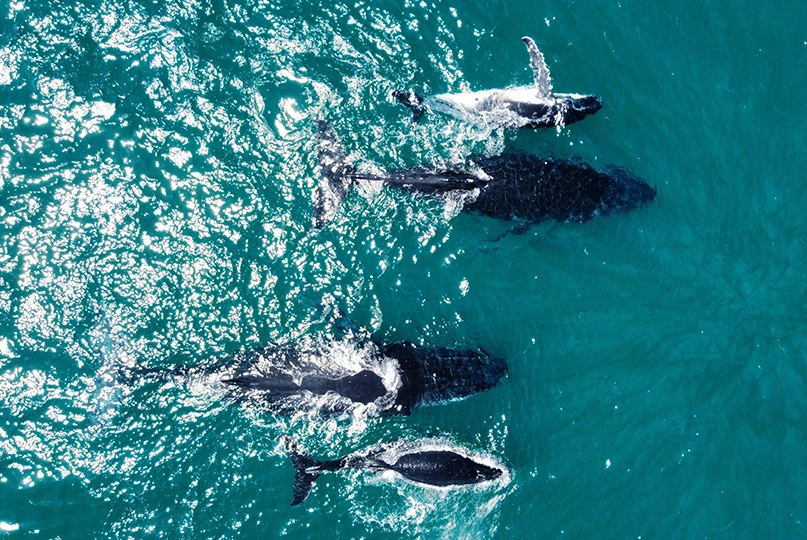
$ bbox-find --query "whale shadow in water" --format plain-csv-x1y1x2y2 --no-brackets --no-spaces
393,36,602,130
313,121,656,229
132,336,507,418
283,436,505,506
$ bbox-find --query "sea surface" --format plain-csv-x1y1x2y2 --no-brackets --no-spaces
1,0,806,537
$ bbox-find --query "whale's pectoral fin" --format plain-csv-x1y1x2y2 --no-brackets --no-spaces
521,36,553,97
490,222,532,242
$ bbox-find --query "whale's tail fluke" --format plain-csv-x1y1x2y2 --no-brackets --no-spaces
312,120,359,229
392,90,426,124
312,120,490,228
283,436,324,506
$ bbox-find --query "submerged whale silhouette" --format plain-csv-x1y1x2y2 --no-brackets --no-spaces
313,121,656,229
135,337,507,417
393,36,602,129
283,436,504,506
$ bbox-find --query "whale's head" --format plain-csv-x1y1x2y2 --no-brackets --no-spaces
418,347,508,404
475,462,504,482
381,342,508,410
602,166,657,215
560,94,603,126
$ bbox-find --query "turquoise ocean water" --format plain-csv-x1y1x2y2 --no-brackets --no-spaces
1,0,806,537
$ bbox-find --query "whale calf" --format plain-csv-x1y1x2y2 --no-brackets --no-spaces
313,121,656,229
393,37,602,129
283,436,504,505
134,336,506,417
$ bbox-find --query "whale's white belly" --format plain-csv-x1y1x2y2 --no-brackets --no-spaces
425,86,560,127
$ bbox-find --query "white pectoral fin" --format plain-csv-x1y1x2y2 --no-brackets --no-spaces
521,36,553,97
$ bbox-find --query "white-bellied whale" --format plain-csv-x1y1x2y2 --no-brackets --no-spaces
393,36,602,129
313,121,656,229
131,337,507,417
283,436,504,506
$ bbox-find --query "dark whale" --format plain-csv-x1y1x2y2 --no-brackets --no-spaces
393,36,602,129
135,337,507,417
283,436,504,506
313,121,656,229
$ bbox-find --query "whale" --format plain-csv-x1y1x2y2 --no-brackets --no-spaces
283,436,504,505
132,336,507,417
221,339,507,416
393,37,602,129
313,121,656,229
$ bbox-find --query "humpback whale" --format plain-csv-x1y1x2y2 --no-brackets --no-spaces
313,121,656,229
283,436,504,505
393,37,602,129
135,337,507,417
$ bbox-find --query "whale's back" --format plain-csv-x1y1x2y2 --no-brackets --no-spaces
391,450,502,486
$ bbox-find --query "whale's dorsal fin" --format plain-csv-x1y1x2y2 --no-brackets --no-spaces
521,36,553,98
